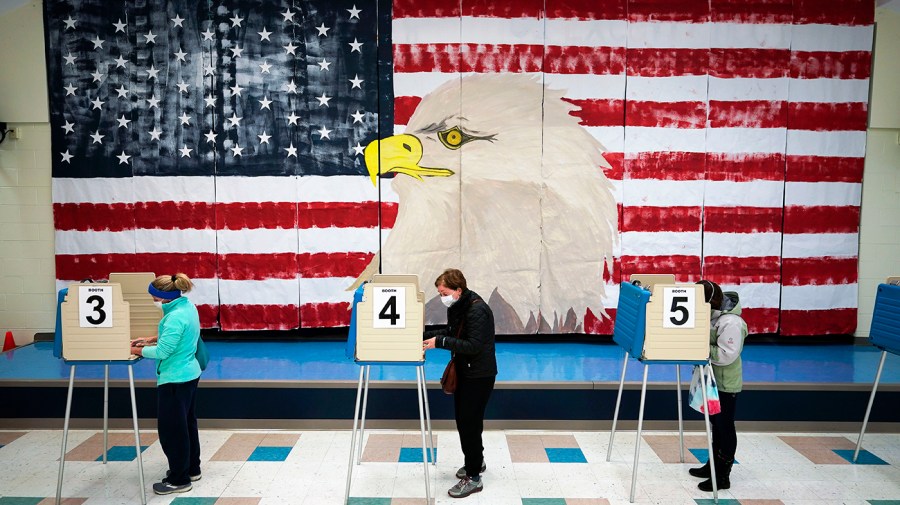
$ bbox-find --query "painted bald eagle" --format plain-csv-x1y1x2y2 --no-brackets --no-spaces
353,74,617,334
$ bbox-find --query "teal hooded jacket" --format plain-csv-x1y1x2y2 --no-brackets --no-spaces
140,296,202,385
709,291,748,393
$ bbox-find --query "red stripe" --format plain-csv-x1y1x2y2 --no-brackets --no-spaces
461,0,546,18
55,253,217,281
563,98,624,127
584,307,616,335
196,304,219,329
740,307,779,334
785,156,864,183
546,0,627,20
219,253,298,280
54,203,134,232
298,202,398,229
708,100,787,129
394,96,422,126
702,256,781,284
626,101,706,128
135,201,214,230
301,302,351,327
782,257,858,286
709,0,792,24
793,0,873,26
603,152,624,181
706,153,785,182
220,304,300,331
791,51,871,80
392,0,460,18
299,252,375,278
783,206,860,234
544,46,626,75
780,308,856,336
627,0,709,22
710,48,791,79
704,207,783,233
625,152,706,180
626,48,707,76
217,202,297,230
392,43,545,73
787,102,868,132
622,206,701,233
619,255,701,282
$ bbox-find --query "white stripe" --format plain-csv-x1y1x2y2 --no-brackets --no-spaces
392,17,628,47
299,227,380,254
627,21,709,49
183,279,219,306
620,231,702,256
704,181,785,207
703,232,782,258
55,230,134,254
788,78,870,103
709,23,791,49
785,130,867,157
299,175,398,203
216,176,299,203
134,176,215,202
298,277,358,304
625,76,708,102
392,17,460,44
784,182,861,207
545,73,626,99
134,229,217,253
393,73,461,97
584,126,625,153
53,178,135,204
545,19,627,47
791,24,874,52
718,283,780,309
782,233,858,258
621,180,704,206
708,77,789,101
219,278,299,305
781,283,858,310
599,282,620,308
706,128,787,154
624,127,707,153
217,229,298,254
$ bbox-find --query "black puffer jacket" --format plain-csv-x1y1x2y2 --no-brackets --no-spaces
426,289,497,379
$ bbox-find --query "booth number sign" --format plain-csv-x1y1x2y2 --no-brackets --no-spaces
78,285,113,328
662,286,696,329
372,286,406,329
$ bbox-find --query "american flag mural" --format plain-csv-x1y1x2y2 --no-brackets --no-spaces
46,0,873,335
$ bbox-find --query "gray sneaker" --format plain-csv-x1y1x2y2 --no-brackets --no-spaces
448,477,483,498
455,460,487,479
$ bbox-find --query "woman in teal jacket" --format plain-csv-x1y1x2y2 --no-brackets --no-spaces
131,273,202,495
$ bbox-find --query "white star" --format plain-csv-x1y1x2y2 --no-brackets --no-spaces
63,16,76,30
283,42,297,55
230,84,244,97
349,74,364,89
201,28,215,41
61,150,73,163
282,9,295,22
315,93,331,107
230,45,244,58
117,151,131,164
63,83,77,96
61,121,74,134
173,49,187,62
284,80,298,93
258,131,271,144
287,112,300,125
115,85,129,98
259,61,272,73
318,58,331,71
90,70,104,82
349,38,363,53
90,130,104,144
227,113,242,128
171,15,185,28
259,96,273,110
63,52,77,65
284,143,297,158
317,125,332,139
203,64,215,76
179,145,193,158
204,94,216,107
143,30,157,44
177,81,189,93
351,110,365,123
347,5,362,19
146,65,160,80
113,19,127,32
116,115,131,128
114,55,128,68
258,27,272,41
352,142,365,156
91,36,105,50
231,144,244,157
179,113,191,126
90,97,104,110
316,23,330,36
230,14,243,27
146,96,160,109
204,130,217,143
148,127,162,141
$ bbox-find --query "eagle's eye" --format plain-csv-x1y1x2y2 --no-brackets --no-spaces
437,127,473,150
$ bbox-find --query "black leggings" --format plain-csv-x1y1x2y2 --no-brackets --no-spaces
157,378,200,485
710,391,738,462
454,375,495,478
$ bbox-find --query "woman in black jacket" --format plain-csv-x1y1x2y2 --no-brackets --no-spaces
423,268,497,499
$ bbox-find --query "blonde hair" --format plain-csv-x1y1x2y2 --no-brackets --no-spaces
435,268,467,291
151,273,194,293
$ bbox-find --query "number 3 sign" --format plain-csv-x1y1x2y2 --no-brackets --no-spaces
79,285,113,328
373,286,407,329
662,286,696,329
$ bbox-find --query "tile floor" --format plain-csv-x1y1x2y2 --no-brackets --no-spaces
1,428,899,505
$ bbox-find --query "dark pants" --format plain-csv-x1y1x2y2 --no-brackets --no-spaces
710,391,738,463
157,378,200,486
454,375,495,478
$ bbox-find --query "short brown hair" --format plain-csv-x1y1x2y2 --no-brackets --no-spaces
152,273,194,293
435,268,467,291
696,279,723,310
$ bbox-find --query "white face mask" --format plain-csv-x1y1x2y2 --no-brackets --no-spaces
153,301,163,310
440,294,456,307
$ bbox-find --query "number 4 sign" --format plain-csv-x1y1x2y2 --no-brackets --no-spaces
662,286,696,329
79,285,113,328
373,286,407,329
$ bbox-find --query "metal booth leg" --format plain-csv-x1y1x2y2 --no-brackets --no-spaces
128,365,146,505
103,364,109,464
676,365,684,463
357,365,371,465
419,364,436,465
415,365,432,504
854,350,887,462
56,365,76,505
607,350,629,462
344,366,366,505
701,364,718,503
629,363,649,503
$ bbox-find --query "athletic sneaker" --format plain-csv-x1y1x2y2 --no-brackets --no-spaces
455,460,487,479
448,476,483,498
163,470,202,483
152,481,192,495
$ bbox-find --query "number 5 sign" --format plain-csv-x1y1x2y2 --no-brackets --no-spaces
662,286,695,329
79,285,113,328
373,286,407,329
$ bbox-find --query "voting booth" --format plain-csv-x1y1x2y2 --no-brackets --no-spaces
109,272,163,340
344,275,434,505
608,275,719,503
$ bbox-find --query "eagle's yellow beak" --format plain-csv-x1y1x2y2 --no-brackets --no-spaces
364,134,455,186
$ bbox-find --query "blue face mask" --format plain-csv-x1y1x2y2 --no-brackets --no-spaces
441,294,456,307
